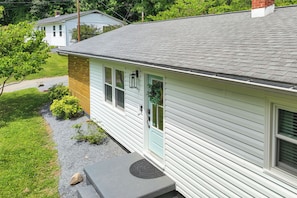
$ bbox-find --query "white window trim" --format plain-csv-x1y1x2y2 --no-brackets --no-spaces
103,67,125,111
264,101,297,187
115,69,125,110
53,25,56,37
59,25,62,37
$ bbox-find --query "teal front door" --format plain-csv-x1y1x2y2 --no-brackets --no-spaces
147,75,164,158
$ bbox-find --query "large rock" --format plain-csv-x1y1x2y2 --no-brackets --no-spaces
70,172,83,185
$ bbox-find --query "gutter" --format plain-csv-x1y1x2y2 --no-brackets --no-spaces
58,50,297,95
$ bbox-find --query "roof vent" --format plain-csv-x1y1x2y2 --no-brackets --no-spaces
251,0,275,18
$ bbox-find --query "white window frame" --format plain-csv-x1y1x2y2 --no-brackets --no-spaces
103,67,125,110
265,102,297,186
59,25,62,37
104,67,113,104
53,25,56,37
115,69,125,110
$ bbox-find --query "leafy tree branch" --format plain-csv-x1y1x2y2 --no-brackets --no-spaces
0,21,49,96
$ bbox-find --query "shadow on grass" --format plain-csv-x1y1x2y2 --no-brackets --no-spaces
0,88,49,126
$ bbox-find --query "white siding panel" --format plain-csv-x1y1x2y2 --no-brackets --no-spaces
90,59,144,153
164,75,297,197
166,79,265,166
166,124,297,197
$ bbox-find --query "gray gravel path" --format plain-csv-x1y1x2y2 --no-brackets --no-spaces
41,105,128,198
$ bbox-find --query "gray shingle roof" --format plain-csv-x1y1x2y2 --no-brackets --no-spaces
37,10,124,25
59,6,297,87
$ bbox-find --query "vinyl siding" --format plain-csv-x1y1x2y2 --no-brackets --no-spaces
164,73,297,197
89,59,144,153
88,59,297,197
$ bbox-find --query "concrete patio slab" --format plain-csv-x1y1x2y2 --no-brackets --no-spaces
84,152,175,198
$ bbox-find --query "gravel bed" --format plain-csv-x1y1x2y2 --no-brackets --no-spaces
41,105,128,198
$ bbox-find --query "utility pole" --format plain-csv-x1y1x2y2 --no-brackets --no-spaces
77,0,80,42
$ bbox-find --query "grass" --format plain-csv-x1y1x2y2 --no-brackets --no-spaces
1,52,68,84
26,53,68,80
0,88,59,198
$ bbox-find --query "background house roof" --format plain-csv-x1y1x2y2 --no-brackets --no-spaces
37,10,125,25
59,6,297,88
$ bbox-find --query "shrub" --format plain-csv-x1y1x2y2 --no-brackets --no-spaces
72,120,107,144
50,95,83,119
48,83,70,101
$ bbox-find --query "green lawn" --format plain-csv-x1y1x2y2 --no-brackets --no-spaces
1,52,68,84
0,88,59,198
26,53,68,80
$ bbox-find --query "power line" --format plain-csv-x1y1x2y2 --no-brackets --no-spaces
0,0,72,4
98,1,131,24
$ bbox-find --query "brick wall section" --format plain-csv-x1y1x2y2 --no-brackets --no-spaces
68,55,90,115
252,0,274,9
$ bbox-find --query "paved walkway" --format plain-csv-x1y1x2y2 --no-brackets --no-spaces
3,75,68,93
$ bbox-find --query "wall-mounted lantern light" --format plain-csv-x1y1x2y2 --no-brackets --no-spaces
129,70,139,88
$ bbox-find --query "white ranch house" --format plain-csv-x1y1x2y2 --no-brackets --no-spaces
36,10,125,47
59,1,297,197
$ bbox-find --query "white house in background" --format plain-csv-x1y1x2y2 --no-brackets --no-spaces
59,0,297,197
36,10,125,47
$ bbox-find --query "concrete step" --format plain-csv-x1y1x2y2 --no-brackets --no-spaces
84,152,176,198
77,185,101,198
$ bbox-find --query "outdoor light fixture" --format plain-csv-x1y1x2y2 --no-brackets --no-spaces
129,70,139,88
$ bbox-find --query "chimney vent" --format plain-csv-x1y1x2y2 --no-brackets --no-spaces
251,0,275,18
55,11,61,17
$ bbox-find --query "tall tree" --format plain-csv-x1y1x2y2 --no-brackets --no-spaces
0,0,32,24
0,6,3,19
0,21,50,96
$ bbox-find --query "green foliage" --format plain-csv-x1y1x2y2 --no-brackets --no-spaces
0,21,49,96
0,88,58,197
1,0,297,25
72,24,122,41
0,52,68,85
0,6,4,19
48,84,70,101
148,0,297,20
72,120,107,144
103,24,122,33
50,95,83,119
72,24,100,41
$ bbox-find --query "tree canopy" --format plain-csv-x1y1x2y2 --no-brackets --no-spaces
0,0,296,24
0,21,49,96
71,24,121,41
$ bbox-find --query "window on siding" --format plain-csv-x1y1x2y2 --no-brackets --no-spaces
104,67,125,110
115,70,124,109
59,25,62,37
275,108,297,175
53,25,56,37
104,67,112,103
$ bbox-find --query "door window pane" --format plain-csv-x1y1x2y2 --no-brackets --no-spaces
158,106,163,130
152,104,157,128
